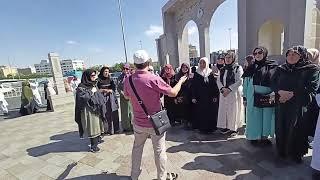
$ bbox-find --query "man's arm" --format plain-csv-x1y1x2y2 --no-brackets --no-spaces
167,76,187,97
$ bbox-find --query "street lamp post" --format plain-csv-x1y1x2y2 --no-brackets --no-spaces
117,0,128,63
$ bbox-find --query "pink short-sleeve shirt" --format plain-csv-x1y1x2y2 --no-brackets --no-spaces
124,70,172,128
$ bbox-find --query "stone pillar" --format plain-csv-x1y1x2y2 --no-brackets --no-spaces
48,53,66,95
178,28,190,66
48,52,74,111
199,25,210,59
238,0,248,64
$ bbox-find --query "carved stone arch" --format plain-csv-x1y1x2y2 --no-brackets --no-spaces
177,20,199,66
258,19,285,56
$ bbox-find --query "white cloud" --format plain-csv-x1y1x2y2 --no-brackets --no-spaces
145,25,163,37
66,40,79,45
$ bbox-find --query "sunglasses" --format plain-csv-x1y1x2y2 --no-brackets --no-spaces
124,68,130,70
90,74,96,77
253,51,263,56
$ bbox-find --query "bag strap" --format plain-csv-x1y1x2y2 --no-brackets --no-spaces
129,76,150,118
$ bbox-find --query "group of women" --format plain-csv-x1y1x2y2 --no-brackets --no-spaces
161,51,244,136
73,45,320,177
161,45,320,177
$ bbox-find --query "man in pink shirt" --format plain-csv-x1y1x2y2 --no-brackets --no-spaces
124,50,187,180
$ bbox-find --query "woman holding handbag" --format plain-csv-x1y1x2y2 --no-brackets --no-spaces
242,46,278,146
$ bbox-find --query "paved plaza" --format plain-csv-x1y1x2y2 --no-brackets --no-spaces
0,105,315,180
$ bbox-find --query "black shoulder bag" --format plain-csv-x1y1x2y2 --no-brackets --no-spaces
129,76,171,135
253,86,276,108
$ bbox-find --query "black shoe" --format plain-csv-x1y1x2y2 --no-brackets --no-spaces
229,131,238,137
90,146,100,153
250,140,259,146
98,136,104,144
220,128,231,134
292,156,303,164
260,139,272,146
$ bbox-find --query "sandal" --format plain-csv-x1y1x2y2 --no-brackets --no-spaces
166,172,178,180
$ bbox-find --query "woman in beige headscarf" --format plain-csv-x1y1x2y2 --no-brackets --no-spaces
308,48,320,65
306,48,320,139
310,48,320,178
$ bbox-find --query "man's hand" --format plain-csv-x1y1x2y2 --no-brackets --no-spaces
179,75,188,84
192,99,197,104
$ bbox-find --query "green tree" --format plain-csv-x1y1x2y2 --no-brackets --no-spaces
111,63,124,72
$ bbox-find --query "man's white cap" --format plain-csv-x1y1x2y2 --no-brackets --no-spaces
133,50,149,64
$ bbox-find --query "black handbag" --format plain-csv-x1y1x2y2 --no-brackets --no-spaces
253,92,276,108
129,76,171,135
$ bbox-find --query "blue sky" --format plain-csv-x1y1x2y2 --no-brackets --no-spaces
0,0,237,67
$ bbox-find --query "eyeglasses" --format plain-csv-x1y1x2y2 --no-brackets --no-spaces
253,51,263,56
124,68,129,70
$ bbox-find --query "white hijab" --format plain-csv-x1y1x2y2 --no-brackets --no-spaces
47,81,57,96
196,57,212,83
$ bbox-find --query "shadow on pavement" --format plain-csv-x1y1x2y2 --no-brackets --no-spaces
27,131,89,157
56,161,131,180
65,173,131,180
167,133,313,179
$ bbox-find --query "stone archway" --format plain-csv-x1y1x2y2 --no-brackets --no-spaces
157,0,313,67
258,20,285,56
178,20,199,66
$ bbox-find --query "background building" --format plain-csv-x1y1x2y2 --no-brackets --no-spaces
60,59,84,75
0,66,18,77
17,66,36,75
34,60,52,75
189,44,198,58
34,59,84,75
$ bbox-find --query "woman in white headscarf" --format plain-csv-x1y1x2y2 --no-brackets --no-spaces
191,57,220,133
29,80,42,106
0,85,9,115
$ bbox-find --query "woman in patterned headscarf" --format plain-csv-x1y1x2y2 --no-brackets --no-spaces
191,57,220,133
217,51,244,137
310,48,320,179
161,64,177,126
117,64,133,132
173,63,193,128
271,46,320,163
